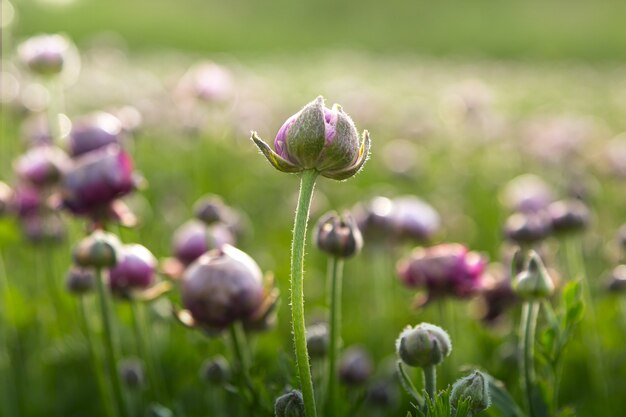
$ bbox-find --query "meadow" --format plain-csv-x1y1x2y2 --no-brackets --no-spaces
1,1,626,417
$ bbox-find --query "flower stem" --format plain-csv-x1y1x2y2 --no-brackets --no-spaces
324,256,343,416
228,322,260,414
422,365,436,399
130,299,164,402
519,301,540,417
290,169,319,417
94,267,128,417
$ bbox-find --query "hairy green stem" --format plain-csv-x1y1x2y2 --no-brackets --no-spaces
422,365,437,400
94,267,128,417
228,322,260,415
519,301,540,417
290,169,319,417
324,256,343,416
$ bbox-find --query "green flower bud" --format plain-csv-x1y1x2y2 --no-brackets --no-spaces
396,323,451,368
274,389,305,417
513,251,555,300
251,96,370,181
450,371,491,414
72,230,122,268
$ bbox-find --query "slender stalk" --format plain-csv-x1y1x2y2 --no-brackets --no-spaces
290,169,319,417
422,365,436,399
78,297,116,417
0,252,20,417
519,301,540,417
94,267,128,417
129,300,163,402
228,322,260,414
324,256,343,416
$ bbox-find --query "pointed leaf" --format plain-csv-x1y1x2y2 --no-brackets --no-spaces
250,132,302,173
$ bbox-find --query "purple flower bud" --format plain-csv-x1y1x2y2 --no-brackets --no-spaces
72,230,122,268
396,323,451,368
193,194,229,225
20,213,66,244
503,211,552,245
17,34,72,76
11,184,42,217
66,267,96,295
172,220,235,266
61,144,135,215
181,245,264,329
314,211,363,258
118,358,145,389
251,96,370,180
547,199,590,234
200,356,231,385
69,112,124,157
397,243,487,299
338,346,373,386
501,174,554,213
14,145,70,187
108,244,157,296
0,182,14,216
476,264,518,324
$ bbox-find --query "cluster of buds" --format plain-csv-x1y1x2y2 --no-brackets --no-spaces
397,243,487,304
353,195,440,246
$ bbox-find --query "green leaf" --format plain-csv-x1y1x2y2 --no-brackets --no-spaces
483,374,526,417
397,360,425,408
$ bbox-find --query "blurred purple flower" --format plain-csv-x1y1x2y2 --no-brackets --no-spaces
172,220,236,266
109,244,157,296
69,112,124,157
17,34,71,76
14,145,70,187
501,174,554,213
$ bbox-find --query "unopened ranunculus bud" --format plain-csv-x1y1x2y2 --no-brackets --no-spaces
251,96,370,180
338,346,373,386
503,211,552,244
450,370,491,414
607,265,626,293
65,267,95,295
548,199,590,234
396,323,451,368
390,196,441,242
306,322,329,359
181,245,264,329
172,220,236,266
14,145,70,187
513,251,555,300
314,211,363,258
69,112,123,157
274,390,305,417
61,144,135,216
17,34,72,76
72,230,122,268
193,194,229,225
108,244,157,297
200,356,230,385
118,358,145,389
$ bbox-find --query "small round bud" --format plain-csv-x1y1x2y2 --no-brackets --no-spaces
274,390,305,417
396,323,452,368
193,194,228,225
450,370,491,414
306,322,329,359
548,199,590,234
17,34,71,76
108,244,157,297
338,346,373,386
172,220,236,266
200,356,230,385
607,265,626,293
181,245,264,329
69,112,123,157
66,267,95,295
118,358,145,389
14,145,70,187
504,211,552,244
72,230,122,268
314,211,363,258
513,251,555,300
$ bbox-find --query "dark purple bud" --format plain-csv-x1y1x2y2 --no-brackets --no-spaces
69,112,123,157
65,267,96,295
251,96,370,180
314,211,363,258
14,145,70,187
338,346,373,386
501,174,554,213
396,323,452,368
503,211,552,245
20,213,66,244
0,182,13,216
11,184,42,217
390,196,441,242
17,34,71,76
61,144,135,215
306,322,329,359
118,358,145,389
172,220,236,266
476,264,518,323
366,380,398,408
72,230,122,268
397,243,487,299
181,245,264,329
193,194,228,225
548,199,590,234
607,265,626,293
200,356,231,385
108,244,157,296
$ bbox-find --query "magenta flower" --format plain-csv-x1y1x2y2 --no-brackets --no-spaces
397,243,487,299
109,244,157,296
61,144,134,215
